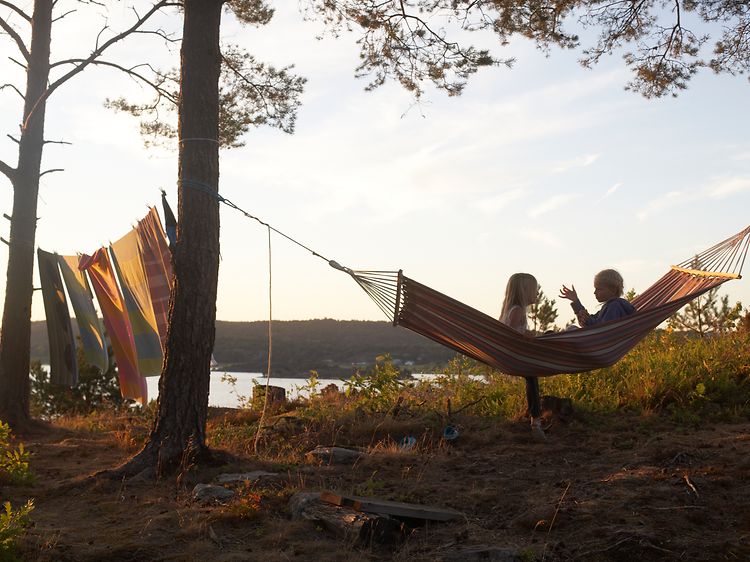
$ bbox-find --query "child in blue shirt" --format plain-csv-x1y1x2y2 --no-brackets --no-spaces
559,269,636,327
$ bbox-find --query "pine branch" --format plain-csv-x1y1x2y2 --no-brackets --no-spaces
0,13,30,62
1,82,24,99
52,9,77,24
22,0,180,130
39,168,64,178
52,59,178,104
0,1,31,23
0,159,15,182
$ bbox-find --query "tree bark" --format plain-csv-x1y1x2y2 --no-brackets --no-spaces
118,0,224,475
0,0,53,429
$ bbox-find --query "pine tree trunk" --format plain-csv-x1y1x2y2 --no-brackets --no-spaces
0,0,53,429
118,0,224,475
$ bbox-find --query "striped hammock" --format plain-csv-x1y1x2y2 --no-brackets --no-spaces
335,225,750,377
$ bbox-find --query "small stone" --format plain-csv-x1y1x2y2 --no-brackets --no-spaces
192,483,235,505
306,446,366,465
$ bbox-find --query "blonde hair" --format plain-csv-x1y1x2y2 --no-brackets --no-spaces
595,269,624,297
500,273,539,318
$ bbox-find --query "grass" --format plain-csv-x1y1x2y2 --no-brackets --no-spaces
30,330,749,465
201,330,750,464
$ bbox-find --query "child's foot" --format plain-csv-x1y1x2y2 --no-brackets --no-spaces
530,418,546,442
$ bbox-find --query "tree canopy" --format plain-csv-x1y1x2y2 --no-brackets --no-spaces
305,0,750,98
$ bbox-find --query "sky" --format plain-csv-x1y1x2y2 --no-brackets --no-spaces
2,2,750,329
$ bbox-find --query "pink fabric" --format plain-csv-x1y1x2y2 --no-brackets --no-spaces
79,248,147,403
136,207,173,348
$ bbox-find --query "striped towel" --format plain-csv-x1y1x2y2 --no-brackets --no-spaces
37,249,78,386
79,248,147,403
58,254,109,373
136,206,173,349
111,229,163,378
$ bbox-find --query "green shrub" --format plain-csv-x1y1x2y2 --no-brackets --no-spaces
30,345,123,418
344,354,408,413
0,499,34,560
0,422,34,486
298,331,750,424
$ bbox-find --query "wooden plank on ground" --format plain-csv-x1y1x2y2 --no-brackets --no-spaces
320,491,463,522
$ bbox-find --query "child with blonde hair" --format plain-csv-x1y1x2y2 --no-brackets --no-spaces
559,268,636,327
499,273,546,441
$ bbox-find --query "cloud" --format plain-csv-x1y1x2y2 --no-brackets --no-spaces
552,153,600,174
604,182,622,198
528,193,579,218
594,182,623,204
521,228,562,247
705,177,750,199
636,191,686,221
471,188,526,214
637,176,750,221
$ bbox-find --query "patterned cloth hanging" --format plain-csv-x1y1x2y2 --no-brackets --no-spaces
110,230,163,377
37,249,78,386
79,248,147,403
136,206,173,349
58,254,109,373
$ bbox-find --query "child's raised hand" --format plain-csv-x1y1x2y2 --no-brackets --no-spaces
559,284,578,302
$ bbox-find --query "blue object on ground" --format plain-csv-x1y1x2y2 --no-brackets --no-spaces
443,425,459,441
399,436,417,450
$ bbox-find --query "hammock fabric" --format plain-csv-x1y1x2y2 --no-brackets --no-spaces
340,225,750,377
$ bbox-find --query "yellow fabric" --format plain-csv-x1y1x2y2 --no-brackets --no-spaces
111,230,163,378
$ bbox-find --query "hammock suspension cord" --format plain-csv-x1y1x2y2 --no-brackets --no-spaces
253,225,273,454
179,179,401,319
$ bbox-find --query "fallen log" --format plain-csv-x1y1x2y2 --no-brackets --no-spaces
289,492,404,545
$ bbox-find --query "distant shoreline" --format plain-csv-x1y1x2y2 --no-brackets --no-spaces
31,318,456,377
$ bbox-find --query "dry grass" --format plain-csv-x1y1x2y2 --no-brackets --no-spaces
6,405,750,561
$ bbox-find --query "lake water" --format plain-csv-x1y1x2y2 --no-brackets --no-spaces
145,371,346,409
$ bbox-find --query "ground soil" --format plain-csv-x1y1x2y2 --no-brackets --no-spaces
5,408,750,561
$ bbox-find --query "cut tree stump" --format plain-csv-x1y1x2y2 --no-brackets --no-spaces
253,385,286,408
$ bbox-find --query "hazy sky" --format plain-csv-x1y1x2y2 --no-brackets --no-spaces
2,2,749,328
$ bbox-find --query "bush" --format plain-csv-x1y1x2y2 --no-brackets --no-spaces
0,422,34,486
0,500,34,560
30,346,124,418
299,330,750,424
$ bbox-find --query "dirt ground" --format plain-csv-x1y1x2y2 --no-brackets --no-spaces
5,409,750,561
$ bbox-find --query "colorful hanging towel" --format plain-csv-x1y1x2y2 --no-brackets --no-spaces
79,248,147,403
37,249,78,386
58,255,109,373
110,230,163,378
136,207,174,348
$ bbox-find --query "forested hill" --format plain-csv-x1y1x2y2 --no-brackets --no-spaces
30,319,456,378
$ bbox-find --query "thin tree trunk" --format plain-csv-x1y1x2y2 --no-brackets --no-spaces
117,0,224,475
0,0,53,429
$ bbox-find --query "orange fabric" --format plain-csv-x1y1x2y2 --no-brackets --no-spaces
79,248,147,403
111,229,163,377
